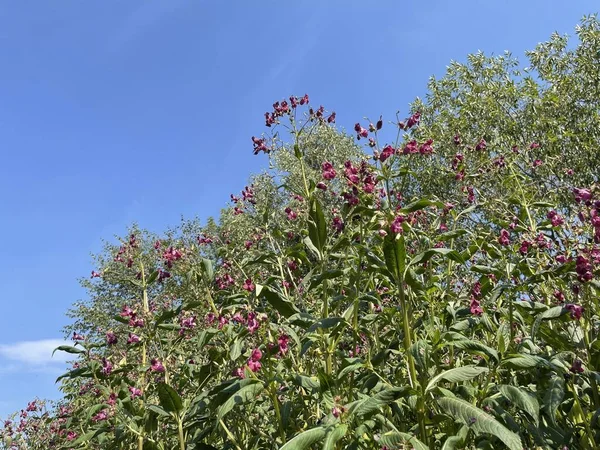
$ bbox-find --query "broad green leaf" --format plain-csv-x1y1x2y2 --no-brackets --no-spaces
292,374,320,392
308,197,327,256
157,382,184,414
321,424,347,450
437,397,522,450
280,426,329,450
410,248,465,266
500,354,551,370
217,380,264,419
451,339,499,362
378,431,429,450
426,366,489,392
401,198,443,213
259,285,299,318
146,405,170,417
52,345,86,357
543,377,564,426
498,385,540,426
201,258,214,282
348,387,412,418
441,425,470,450
303,236,321,259
531,306,565,339
383,233,406,283
307,317,343,333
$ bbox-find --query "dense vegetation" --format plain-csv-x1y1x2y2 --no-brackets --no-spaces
2,16,600,450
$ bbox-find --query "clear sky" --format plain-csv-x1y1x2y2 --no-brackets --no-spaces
0,0,597,418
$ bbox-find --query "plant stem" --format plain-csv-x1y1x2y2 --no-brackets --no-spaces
177,417,185,450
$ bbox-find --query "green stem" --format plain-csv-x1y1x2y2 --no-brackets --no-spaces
270,384,286,443
177,417,185,450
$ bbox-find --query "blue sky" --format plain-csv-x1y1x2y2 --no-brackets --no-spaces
0,1,597,418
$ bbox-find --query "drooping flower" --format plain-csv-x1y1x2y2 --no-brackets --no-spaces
127,333,140,344
150,358,165,373
284,207,298,220
129,386,143,399
379,145,395,162
390,215,405,234
498,229,510,246
242,279,255,292
91,410,108,423
278,334,290,355
322,161,336,180
565,303,584,320
106,331,118,346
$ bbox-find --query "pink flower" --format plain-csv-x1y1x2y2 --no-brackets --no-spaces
566,303,584,320
246,312,260,334
247,360,261,372
242,279,255,292
120,305,135,318
332,216,344,233
570,359,584,374
67,431,78,441
251,348,262,361
101,358,112,376
91,270,101,278
129,386,142,399
322,161,337,180
127,333,140,344
150,358,165,373
533,159,543,167
406,111,421,129
519,240,530,255
91,410,108,422
390,215,405,234
327,112,336,123
233,367,245,379
285,207,298,220
106,331,118,346
316,182,327,190
498,229,510,246
354,123,368,139
475,139,487,151
574,188,592,203
379,145,395,162
278,334,290,355
299,94,309,105
72,332,85,341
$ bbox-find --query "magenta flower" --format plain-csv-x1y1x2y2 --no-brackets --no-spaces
150,358,165,373
570,359,584,374
278,334,290,355
322,161,337,180
574,188,592,203
284,207,298,220
129,386,143,399
247,312,260,333
127,333,140,344
470,297,483,316
106,331,118,346
533,159,543,168
247,360,261,372
377,145,394,163
406,111,421,129
519,240,531,255
332,406,342,418
498,229,510,246
91,270,101,278
419,139,434,155
565,303,584,320
233,367,245,379
354,123,368,139
390,215,405,234
403,140,418,154
242,279,255,292
72,332,85,341
251,348,262,361
91,410,108,423
66,431,78,441
332,216,344,233
129,317,145,328
25,401,37,412
475,139,487,151
299,94,309,105
101,358,113,376
327,112,336,123
120,305,135,318
316,182,327,190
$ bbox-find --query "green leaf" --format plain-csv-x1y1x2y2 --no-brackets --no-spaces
531,306,565,339
303,236,321,259
348,387,412,419
543,377,564,426
52,345,86,357
400,198,442,213
441,425,470,450
280,426,329,450
307,317,344,333
379,431,429,450
308,198,327,256
437,397,522,450
217,380,264,419
146,269,159,285
292,374,321,392
498,385,539,426
321,424,347,450
157,382,184,414
410,248,465,266
201,258,214,282
426,366,489,393
146,405,170,417
383,233,406,283
450,339,499,362
500,354,551,370
258,285,299,318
